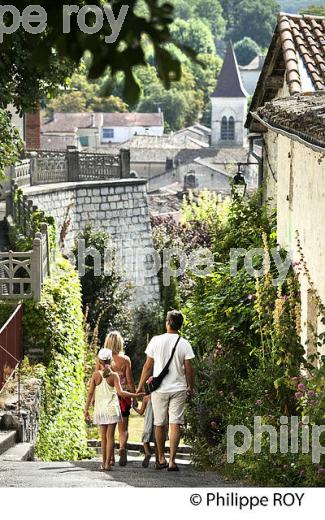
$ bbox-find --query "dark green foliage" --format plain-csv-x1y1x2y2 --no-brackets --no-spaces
0,1,190,110
74,224,132,345
23,258,90,461
0,303,16,329
125,303,164,380
234,37,261,66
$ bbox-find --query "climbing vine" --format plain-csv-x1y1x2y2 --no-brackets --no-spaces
24,258,90,461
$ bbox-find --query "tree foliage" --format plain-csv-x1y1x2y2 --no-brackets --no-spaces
171,18,216,55
0,0,193,110
228,0,278,47
234,37,261,66
0,109,24,180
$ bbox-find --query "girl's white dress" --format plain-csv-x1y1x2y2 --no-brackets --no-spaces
93,371,122,425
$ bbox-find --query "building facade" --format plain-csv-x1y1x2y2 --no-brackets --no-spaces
211,42,249,148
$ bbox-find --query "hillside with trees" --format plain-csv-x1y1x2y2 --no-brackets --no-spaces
46,0,323,131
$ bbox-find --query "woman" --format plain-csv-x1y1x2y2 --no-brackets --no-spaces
104,331,137,466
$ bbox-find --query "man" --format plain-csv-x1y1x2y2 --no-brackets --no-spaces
137,310,195,471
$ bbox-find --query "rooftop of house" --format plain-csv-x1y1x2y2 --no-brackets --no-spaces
251,91,325,148
211,41,248,98
42,111,164,133
247,12,325,130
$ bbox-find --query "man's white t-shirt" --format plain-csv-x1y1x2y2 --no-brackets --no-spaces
145,333,195,393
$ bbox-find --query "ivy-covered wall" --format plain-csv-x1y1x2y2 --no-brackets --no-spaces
23,258,89,461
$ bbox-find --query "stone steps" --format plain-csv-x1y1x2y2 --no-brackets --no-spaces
0,443,34,462
0,431,17,456
87,440,192,462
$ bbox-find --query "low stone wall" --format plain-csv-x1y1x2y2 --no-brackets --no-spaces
19,179,160,304
0,377,42,444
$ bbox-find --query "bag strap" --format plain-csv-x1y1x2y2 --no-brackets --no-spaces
163,335,181,373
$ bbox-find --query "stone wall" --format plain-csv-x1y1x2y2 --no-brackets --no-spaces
21,179,160,304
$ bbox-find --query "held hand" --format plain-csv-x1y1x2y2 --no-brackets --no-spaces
85,410,91,422
186,387,193,399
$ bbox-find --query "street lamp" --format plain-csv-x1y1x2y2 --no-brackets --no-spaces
232,164,247,198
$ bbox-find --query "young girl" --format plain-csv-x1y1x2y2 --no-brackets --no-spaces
85,348,141,471
133,394,159,468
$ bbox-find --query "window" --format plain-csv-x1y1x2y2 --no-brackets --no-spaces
79,135,89,147
228,116,235,140
103,128,114,139
221,116,228,140
220,116,235,140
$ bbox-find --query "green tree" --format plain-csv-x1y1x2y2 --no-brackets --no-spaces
229,0,279,47
171,18,216,55
234,37,262,66
74,224,132,344
0,0,189,110
0,109,24,180
47,91,88,113
300,5,325,15
193,0,226,41
89,95,128,112
173,0,196,20
137,86,188,131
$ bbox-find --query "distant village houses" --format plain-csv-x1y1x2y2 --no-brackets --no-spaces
41,111,164,150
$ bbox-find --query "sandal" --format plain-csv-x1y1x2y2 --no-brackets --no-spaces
142,454,151,468
167,464,180,472
155,461,168,470
119,448,127,467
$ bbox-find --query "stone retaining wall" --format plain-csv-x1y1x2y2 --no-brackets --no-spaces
20,179,160,304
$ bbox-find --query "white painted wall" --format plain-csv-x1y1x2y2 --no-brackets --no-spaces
264,130,325,359
101,125,164,143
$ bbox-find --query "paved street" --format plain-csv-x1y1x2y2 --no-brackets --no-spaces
0,457,237,488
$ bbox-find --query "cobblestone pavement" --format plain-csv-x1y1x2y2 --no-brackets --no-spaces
0,457,238,488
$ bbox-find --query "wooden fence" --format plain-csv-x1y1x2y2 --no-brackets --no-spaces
0,304,23,390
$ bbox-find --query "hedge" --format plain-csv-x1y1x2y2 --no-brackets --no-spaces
23,257,90,461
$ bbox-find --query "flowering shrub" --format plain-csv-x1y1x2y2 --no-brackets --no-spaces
182,194,325,486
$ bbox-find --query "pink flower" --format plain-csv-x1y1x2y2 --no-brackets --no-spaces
318,467,325,475
308,390,316,398
247,294,256,301
255,399,262,406
297,383,305,391
295,392,303,400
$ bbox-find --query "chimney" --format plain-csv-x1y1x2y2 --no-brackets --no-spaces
25,110,41,150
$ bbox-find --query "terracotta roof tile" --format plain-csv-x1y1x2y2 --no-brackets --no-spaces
277,13,325,95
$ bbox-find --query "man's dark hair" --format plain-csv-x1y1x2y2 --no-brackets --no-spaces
166,310,184,331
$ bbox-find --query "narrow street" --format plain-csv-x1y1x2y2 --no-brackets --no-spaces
0,457,236,488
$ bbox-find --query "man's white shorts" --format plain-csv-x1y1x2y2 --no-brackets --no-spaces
151,390,187,426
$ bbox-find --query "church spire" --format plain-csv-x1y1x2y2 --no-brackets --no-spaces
211,41,248,98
